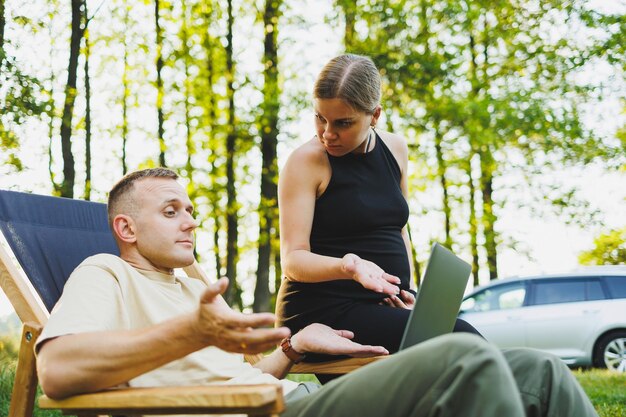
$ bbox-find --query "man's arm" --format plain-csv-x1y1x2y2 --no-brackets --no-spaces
252,323,389,379
37,278,289,399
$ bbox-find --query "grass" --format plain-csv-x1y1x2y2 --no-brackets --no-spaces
574,368,626,417
0,361,65,417
0,361,623,417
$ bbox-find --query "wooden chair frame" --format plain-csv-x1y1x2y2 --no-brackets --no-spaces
0,191,380,417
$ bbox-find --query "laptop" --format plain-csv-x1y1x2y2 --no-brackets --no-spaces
398,243,472,350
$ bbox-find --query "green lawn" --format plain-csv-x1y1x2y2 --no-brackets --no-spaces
573,368,626,417
1,362,624,417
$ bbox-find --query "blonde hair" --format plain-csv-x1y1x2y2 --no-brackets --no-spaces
107,167,178,227
313,54,381,114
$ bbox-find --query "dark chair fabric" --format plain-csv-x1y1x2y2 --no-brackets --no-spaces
0,190,119,312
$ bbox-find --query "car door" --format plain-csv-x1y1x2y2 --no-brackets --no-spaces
459,281,528,348
521,278,605,362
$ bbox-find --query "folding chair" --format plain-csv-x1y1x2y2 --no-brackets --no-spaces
0,190,378,417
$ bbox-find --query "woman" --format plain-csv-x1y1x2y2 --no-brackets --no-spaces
276,54,479,363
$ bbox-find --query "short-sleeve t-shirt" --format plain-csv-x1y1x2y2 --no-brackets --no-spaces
37,254,297,395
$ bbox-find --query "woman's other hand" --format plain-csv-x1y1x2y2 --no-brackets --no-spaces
382,289,415,310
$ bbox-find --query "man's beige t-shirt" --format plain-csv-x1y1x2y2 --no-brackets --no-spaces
37,253,297,394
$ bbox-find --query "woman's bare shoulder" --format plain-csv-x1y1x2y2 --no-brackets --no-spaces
377,130,409,157
284,137,328,169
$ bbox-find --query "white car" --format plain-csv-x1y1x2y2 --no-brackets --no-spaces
459,266,626,372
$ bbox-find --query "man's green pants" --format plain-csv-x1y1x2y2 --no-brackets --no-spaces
283,333,598,417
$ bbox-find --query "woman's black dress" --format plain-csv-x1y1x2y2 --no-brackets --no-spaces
276,134,479,362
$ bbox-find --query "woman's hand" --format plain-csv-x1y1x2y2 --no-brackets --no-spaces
382,289,415,310
342,253,401,295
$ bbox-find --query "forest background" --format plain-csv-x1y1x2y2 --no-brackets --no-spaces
0,0,625,317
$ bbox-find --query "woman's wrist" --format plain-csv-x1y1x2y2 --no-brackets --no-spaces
341,253,358,280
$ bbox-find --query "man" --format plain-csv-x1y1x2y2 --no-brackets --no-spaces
36,168,598,417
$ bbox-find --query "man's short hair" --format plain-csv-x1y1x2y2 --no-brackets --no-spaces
107,168,178,227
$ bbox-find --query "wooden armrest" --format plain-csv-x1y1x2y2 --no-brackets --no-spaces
290,356,385,374
39,385,285,416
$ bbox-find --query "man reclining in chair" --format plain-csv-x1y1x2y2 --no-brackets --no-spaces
36,167,598,417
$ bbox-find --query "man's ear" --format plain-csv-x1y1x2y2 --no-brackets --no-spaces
112,214,137,243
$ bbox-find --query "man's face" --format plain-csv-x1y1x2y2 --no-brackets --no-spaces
129,177,198,273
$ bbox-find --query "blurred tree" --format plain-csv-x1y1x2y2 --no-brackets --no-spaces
196,0,227,283
254,0,282,313
82,0,93,200
334,0,624,281
155,0,166,167
223,0,242,308
0,0,49,179
45,4,62,194
579,227,626,265
59,0,86,197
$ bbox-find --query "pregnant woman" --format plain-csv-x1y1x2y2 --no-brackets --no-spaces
276,54,480,369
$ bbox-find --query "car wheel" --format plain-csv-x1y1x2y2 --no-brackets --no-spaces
594,331,626,372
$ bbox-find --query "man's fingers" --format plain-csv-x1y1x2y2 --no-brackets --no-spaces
221,311,277,329
200,277,229,303
221,327,290,353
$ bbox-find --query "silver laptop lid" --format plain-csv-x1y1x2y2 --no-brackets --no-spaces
399,243,471,349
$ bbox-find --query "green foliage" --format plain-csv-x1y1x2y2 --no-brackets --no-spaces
0,360,15,417
0,50,50,173
335,0,625,276
1,0,624,306
0,334,18,364
579,227,626,265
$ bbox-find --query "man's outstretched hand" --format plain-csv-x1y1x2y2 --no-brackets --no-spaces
291,323,389,358
195,277,290,354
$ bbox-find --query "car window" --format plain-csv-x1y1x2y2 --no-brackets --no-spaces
533,280,586,305
604,276,626,299
461,282,526,313
586,280,606,301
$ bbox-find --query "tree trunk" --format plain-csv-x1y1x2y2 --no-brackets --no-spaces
83,21,91,200
479,147,498,279
407,226,421,287
200,3,224,282
467,151,479,286
272,248,281,310
182,0,194,185
433,123,452,248
466,17,484,284
337,0,356,49
224,0,241,308
254,0,281,313
59,0,84,198
47,22,60,194
0,0,5,54
155,0,166,167
121,5,130,175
